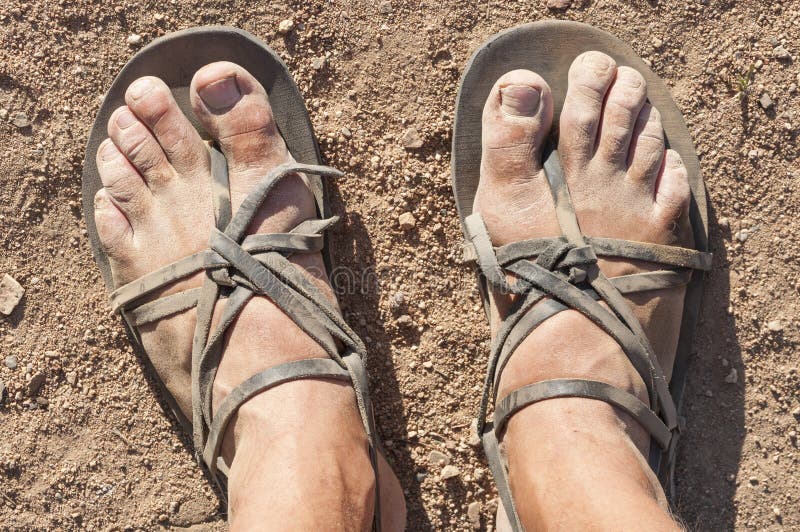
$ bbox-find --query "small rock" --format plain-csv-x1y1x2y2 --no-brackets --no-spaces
758,93,773,110
401,127,423,149
773,507,782,518
546,0,571,8
735,229,748,242
652,37,664,49
311,56,326,70
767,320,783,332
790,84,798,94
724,368,738,384
398,212,416,230
28,373,45,396
378,0,393,14
440,464,460,480
11,112,30,129
718,217,730,230
0,381,5,402
416,472,427,482
749,476,758,485
66,372,77,386
4,355,18,370
422,361,433,370
169,501,180,514
396,314,413,326
773,45,791,60
467,501,481,529
389,291,405,310
0,274,25,315
277,19,294,35
340,126,352,138
35,397,48,408
126,33,142,46
428,450,450,467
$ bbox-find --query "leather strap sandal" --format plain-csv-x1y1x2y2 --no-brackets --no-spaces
82,27,384,530
451,21,712,531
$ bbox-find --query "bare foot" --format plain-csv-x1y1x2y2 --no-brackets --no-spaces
473,51,692,530
94,61,405,530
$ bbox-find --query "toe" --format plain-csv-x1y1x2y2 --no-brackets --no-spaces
125,76,208,174
559,51,617,167
189,61,291,177
108,106,175,187
595,66,647,167
481,69,554,182
94,187,134,258
653,149,691,229
96,138,151,219
627,104,665,185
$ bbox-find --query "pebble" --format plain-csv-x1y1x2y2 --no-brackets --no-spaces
401,127,423,149
4,355,18,370
652,37,664,49
767,320,783,332
378,0,393,14
758,93,773,110
27,373,45,396
389,291,405,310
35,397,48,408
735,229,748,242
440,464,460,480
546,0,571,8
169,501,180,513
340,126,352,138
773,45,790,60
718,217,730,230
126,34,142,46
0,274,25,315
724,368,738,384
11,112,30,129
428,450,450,466
396,314,413,326
773,507,782,518
277,19,294,35
422,361,433,370
311,56,326,70
467,501,481,529
0,381,5,402
398,212,416,230
66,372,77,386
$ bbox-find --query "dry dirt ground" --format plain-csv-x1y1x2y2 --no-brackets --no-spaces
1,0,799,530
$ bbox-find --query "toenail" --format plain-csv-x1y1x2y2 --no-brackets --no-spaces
500,85,540,117
581,52,613,70
116,109,136,129
128,78,155,100
198,76,242,110
99,140,119,161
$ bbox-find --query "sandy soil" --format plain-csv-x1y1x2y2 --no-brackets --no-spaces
1,0,799,530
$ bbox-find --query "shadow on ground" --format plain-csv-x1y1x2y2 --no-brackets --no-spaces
674,202,744,529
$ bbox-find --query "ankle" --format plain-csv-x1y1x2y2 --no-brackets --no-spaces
503,399,677,530
227,386,376,530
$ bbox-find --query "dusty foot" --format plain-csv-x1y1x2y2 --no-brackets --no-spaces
94,62,404,530
473,51,693,529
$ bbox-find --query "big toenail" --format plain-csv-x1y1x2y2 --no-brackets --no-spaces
99,140,119,161
199,76,241,110
500,85,540,117
128,78,155,100
116,109,136,129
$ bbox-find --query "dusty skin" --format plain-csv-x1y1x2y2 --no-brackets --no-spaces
1,0,799,530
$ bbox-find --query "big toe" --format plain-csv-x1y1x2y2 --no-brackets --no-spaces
190,61,291,178
481,69,554,183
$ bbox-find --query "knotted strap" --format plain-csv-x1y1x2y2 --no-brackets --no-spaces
110,146,382,530
464,147,711,531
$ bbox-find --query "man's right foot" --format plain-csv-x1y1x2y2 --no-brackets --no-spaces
94,62,405,530
473,51,691,530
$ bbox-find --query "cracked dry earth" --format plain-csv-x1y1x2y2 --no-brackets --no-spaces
1,0,799,530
